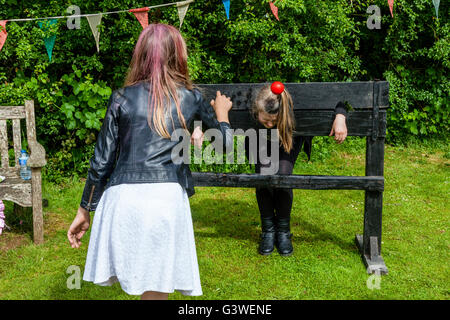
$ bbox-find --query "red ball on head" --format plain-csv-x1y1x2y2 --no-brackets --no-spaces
271,81,285,95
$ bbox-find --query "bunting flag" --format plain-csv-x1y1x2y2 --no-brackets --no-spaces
269,2,279,21
129,7,149,29
0,20,7,52
432,0,440,19
388,0,394,17
86,14,102,52
37,19,58,62
177,1,191,29
222,0,230,19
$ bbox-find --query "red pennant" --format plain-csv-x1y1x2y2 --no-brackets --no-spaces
0,20,7,52
269,2,279,21
388,0,394,17
129,7,149,29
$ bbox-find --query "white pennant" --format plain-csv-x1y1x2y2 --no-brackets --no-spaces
86,14,102,52
177,1,191,29
432,0,440,19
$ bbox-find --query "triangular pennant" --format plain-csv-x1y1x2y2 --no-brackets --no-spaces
432,0,440,19
38,19,58,62
0,20,7,52
177,1,190,29
388,0,394,17
86,14,102,52
269,2,279,21
222,0,230,20
129,7,149,29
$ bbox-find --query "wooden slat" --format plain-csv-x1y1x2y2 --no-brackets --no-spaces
293,110,387,137
0,120,9,168
12,119,22,167
192,172,384,191
206,109,387,137
25,100,37,142
196,81,389,111
0,105,26,119
0,177,32,207
0,167,22,178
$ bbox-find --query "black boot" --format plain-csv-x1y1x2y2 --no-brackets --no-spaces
258,217,276,255
275,217,293,256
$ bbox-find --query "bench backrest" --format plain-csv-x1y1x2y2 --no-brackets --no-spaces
0,100,36,168
197,81,389,139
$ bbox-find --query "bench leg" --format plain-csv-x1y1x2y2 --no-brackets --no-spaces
356,190,388,275
356,137,388,275
31,168,44,244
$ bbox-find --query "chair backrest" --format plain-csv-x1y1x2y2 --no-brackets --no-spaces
0,100,36,168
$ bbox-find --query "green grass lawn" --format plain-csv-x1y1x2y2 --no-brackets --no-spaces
0,138,448,300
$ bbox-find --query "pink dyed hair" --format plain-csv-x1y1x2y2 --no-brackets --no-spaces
124,23,193,138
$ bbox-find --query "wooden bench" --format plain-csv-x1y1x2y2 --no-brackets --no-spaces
192,81,389,275
0,100,47,244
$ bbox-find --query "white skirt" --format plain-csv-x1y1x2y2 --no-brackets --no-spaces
82,182,202,296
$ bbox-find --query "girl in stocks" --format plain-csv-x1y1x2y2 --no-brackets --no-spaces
245,82,348,256
67,24,233,300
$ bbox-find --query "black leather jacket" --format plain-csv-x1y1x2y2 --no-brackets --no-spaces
79,81,233,212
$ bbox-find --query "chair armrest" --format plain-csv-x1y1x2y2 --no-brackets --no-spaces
28,140,47,168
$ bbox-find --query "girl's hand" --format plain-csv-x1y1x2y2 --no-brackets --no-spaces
67,206,91,248
329,114,347,144
191,126,204,148
210,91,232,123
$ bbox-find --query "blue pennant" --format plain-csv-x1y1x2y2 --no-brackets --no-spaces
38,19,58,62
222,0,230,20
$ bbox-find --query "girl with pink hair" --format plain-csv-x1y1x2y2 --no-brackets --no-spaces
67,24,233,300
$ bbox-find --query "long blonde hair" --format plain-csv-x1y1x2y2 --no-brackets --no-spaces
251,84,295,153
124,23,192,138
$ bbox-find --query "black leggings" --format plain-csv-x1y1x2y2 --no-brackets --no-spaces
244,134,308,220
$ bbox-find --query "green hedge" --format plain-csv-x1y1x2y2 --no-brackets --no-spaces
0,0,448,182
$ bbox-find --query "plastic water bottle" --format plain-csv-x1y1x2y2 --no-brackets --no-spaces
19,149,31,180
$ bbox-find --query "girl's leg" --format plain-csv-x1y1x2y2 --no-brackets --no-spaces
246,135,277,255
273,136,304,256
140,291,169,300
246,134,278,220
273,159,295,220
255,171,277,255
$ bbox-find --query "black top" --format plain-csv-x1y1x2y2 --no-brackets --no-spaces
79,83,233,212
255,101,348,160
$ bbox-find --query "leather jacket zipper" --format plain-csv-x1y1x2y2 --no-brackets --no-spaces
86,185,96,211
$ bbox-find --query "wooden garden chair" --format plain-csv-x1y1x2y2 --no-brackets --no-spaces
0,100,47,244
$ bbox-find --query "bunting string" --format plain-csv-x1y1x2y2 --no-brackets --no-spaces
0,0,194,57
3,1,193,22
0,0,420,58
